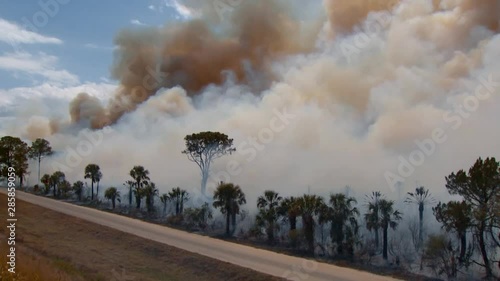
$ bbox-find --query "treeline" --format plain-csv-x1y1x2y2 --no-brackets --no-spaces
0,134,499,280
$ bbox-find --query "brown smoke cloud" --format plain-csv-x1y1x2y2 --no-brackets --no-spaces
68,0,499,130
70,0,315,128
323,0,400,35
324,0,499,36
69,92,108,129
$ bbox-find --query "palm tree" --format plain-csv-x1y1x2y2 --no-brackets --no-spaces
279,196,301,231
168,187,189,215
257,190,283,243
133,184,145,210
405,186,435,248
364,191,383,250
129,166,150,209
328,193,359,256
50,171,65,198
297,194,325,254
41,173,51,194
213,182,246,236
379,199,402,260
143,182,159,213
84,164,101,200
160,194,169,217
279,196,301,248
124,180,135,207
104,187,121,209
73,181,84,201
58,180,71,198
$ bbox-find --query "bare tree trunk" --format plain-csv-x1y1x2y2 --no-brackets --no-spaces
226,212,231,236
38,157,41,184
478,224,492,277
419,203,424,248
231,212,236,235
268,221,274,243
201,170,209,196
459,233,466,264
129,186,132,206
383,226,388,260
290,215,297,231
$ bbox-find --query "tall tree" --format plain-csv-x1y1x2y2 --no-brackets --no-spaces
257,190,283,244
405,186,435,249
0,136,29,187
28,138,53,184
168,187,189,215
104,187,121,209
364,191,383,250
84,164,101,200
445,157,500,278
327,193,359,257
129,166,150,209
213,182,246,236
297,194,325,254
73,181,85,201
378,199,402,260
433,200,473,264
182,132,236,196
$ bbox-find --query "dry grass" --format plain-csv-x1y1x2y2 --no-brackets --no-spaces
0,193,284,281
0,237,78,281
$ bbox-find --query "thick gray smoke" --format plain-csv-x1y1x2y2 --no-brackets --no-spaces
4,0,500,207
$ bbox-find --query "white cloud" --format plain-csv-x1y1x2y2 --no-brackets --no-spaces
166,0,197,19
84,43,99,49
148,0,198,19
0,52,79,86
0,18,62,46
130,19,146,26
84,43,115,51
0,82,117,138
0,82,115,107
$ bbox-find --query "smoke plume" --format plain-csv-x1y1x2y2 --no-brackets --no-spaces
5,0,500,206
70,0,316,127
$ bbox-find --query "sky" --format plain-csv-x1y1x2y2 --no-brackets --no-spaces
0,0,190,88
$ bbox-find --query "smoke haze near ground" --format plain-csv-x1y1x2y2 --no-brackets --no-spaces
4,0,500,207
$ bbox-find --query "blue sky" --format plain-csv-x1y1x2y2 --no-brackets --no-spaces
0,0,188,89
